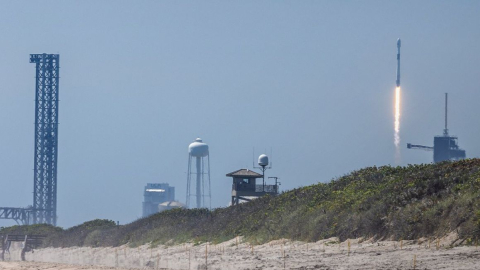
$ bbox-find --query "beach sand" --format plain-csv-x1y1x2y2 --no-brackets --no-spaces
1,236,479,269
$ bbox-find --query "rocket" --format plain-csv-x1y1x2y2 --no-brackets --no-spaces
396,38,401,87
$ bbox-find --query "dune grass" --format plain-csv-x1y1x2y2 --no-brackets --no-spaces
2,159,480,247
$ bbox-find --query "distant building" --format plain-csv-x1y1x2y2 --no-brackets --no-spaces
142,183,175,217
158,201,186,213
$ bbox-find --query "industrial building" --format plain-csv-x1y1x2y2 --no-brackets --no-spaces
142,183,175,217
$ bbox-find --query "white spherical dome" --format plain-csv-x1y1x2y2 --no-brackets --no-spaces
188,138,209,157
258,154,269,167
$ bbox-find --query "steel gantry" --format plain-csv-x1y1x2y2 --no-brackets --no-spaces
30,54,60,225
0,207,32,225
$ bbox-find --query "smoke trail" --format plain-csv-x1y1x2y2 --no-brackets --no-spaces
394,86,401,164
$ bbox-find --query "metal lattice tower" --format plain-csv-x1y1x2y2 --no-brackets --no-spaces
30,54,60,225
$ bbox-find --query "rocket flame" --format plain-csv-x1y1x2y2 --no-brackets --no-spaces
394,87,401,164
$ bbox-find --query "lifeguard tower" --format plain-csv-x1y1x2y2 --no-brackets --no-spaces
227,169,279,205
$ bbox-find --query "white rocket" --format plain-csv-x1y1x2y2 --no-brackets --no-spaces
396,38,401,87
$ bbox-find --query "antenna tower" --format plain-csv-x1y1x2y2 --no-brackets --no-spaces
253,148,272,190
443,93,448,136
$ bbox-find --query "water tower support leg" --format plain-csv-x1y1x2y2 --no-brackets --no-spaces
196,156,201,208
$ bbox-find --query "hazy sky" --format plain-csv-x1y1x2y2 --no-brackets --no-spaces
0,1,479,228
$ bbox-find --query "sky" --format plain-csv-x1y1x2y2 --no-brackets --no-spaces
0,1,479,228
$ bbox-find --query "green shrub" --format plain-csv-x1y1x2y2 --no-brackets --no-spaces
4,159,480,247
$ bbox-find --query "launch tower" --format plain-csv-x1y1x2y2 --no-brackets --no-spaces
30,54,60,225
407,93,466,163
0,54,60,225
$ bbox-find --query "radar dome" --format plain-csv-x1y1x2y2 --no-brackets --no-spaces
258,154,269,167
188,138,209,157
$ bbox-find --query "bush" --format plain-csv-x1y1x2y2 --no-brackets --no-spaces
4,159,480,247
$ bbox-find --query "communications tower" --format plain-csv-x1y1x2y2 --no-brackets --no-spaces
186,138,211,209
30,54,60,225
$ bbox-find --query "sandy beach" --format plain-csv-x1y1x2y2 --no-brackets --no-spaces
1,236,479,269
0,261,125,270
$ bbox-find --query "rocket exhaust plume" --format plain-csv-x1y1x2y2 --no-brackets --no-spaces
394,38,401,164
394,86,401,159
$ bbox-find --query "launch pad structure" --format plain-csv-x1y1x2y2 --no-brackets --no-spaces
407,93,466,163
0,54,60,225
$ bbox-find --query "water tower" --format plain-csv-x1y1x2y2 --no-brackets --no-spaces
186,138,211,209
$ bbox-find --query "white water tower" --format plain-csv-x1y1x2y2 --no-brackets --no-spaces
186,138,211,209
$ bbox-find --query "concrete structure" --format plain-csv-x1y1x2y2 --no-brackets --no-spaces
142,183,175,217
227,169,278,206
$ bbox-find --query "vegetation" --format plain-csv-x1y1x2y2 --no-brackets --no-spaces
2,159,480,247
0,223,62,236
